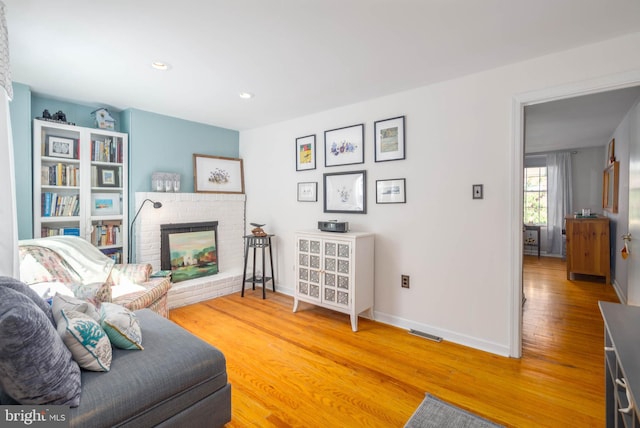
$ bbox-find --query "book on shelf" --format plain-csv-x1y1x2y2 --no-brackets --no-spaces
92,138,123,163
101,248,122,264
41,226,80,237
93,222,121,247
42,193,79,217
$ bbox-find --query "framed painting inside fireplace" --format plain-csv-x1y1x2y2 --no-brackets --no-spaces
194,154,245,194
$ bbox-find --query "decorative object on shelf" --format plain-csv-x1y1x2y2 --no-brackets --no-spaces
250,222,267,237
374,116,405,162
297,182,317,202
97,165,120,187
295,134,316,171
193,154,244,194
324,124,364,167
608,138,616,163
51,110,67,122
37,109,76,125
171,173,180,192
323,170,366,214
45,135,77,159
151,172,180,192
91,193,122,216
376,178,406,204
128,199,162,263
91,108,115,130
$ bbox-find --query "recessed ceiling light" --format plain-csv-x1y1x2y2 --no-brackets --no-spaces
151,61,170,71
239,92,254,99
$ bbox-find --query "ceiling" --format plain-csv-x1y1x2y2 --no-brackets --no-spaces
525,86,640,153
3,0,640,131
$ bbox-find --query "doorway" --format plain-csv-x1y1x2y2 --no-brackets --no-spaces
509,72,640,357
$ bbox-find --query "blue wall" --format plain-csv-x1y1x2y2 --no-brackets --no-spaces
30,97,124,131
9,83,32,239
9,86,240,240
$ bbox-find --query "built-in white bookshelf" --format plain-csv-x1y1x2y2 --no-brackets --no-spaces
33,119,128,263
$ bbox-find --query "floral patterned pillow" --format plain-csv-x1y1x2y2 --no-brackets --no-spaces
55,309,112,372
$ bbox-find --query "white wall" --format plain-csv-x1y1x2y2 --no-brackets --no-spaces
572,146,606,216
608,96,640,302
240,33,640,356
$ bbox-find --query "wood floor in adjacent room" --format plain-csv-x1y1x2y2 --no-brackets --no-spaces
169,256,619,427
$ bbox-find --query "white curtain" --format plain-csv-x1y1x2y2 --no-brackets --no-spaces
546,152,573,255
0,0,19,278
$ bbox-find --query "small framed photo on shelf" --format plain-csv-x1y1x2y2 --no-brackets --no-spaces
193,154,245,194
374,116,405,162
324,124,364,167
97,165,120,187
295,135,316,171
376,178,406,204
297,182,317,202
324,170,367,214
46,135,76,159
91,193,121,216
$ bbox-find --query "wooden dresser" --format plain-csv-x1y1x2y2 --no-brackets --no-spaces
565,215,611,284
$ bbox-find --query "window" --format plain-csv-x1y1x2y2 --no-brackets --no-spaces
524,167,547,225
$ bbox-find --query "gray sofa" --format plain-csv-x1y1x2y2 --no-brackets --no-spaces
0,276,231,427
69,309,231,427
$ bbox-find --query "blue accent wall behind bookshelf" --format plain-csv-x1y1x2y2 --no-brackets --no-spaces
10,83,32,240
9,85,240,240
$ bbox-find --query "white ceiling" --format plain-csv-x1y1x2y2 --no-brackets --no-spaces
3,0,640,131
525,86,640,153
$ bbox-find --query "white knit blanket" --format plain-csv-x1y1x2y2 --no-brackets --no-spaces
18,236,114,286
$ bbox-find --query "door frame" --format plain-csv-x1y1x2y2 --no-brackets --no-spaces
508,70,640,358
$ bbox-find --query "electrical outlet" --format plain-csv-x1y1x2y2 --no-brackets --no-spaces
401,274,410,288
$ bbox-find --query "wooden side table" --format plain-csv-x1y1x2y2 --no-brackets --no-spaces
241,234,275,299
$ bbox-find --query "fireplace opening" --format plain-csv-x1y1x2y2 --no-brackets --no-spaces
160,221,218,283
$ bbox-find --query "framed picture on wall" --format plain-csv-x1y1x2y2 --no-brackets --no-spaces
376,178,406,204
608,138,616,163
295,135,316,171
324,124,364,167
193,154,245,194
297,182,317,202
323,170,366,214
374,116,405,162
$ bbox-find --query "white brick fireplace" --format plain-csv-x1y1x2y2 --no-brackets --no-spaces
134,192,246,308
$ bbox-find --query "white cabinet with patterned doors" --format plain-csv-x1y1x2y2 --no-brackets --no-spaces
293,231,374,331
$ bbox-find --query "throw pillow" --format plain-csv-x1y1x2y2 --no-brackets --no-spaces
0,286,81,407
100,303,143,350
52,293,100,322
0,275,54,325
56,309,112,371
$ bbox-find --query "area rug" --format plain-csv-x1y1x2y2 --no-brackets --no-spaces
404,394,504,428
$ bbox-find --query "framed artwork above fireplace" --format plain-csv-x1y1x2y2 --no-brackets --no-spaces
193,154,244,194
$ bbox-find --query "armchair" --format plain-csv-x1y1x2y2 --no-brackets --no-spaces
18,237,171,318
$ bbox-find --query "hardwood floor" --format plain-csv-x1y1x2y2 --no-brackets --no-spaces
169,256,619,427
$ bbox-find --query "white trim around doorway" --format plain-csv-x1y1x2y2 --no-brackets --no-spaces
509,70,640,358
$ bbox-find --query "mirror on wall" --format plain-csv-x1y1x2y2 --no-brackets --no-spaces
602,161,619,213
